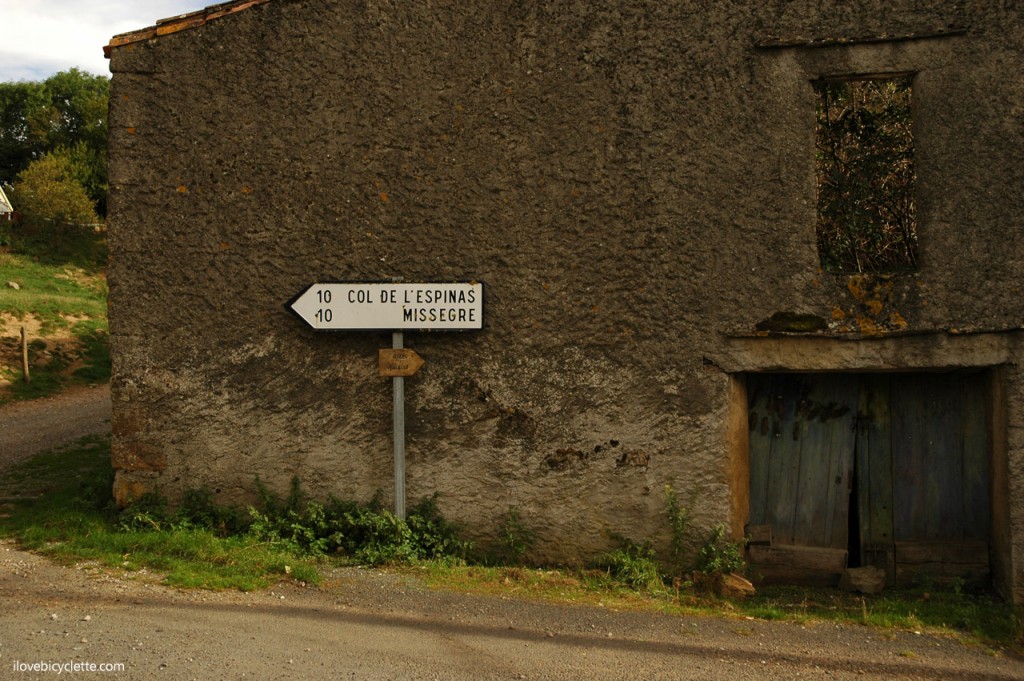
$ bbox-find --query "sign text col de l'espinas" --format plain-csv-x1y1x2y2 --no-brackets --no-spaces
289,282,483,331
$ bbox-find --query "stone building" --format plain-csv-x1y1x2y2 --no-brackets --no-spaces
105,1,1024,600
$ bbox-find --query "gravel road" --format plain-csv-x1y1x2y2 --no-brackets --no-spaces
0,387,1022,679
0,384,111,469
2,541,1023,681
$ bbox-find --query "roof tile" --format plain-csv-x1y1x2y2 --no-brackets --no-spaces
105,0,273,57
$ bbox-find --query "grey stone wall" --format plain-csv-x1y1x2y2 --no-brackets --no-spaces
107,1,1024,596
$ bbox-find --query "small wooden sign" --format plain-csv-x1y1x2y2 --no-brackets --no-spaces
379,348,425,377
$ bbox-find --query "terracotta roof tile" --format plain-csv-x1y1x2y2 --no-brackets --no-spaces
104,0,273,57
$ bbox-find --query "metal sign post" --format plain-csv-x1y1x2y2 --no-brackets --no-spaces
287,280,483,521
392,330,406,520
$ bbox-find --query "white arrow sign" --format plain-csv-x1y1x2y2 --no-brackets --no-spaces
288,282,484,331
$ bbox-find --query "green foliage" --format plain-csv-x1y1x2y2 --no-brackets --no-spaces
70,321,110,385
5,141,107,271
0,253,107,328
0,436,116,535
116,487,247,536
246,481,470,564
0,81,50,186
816,77,917,273
10,150,97,225
7,462,465,586
749,584,1016,647
664,484,689,569
0,69,108,215
663,484,746,583
0,256,110,402
176,487,249,535
499,505,536,563
3,328,109,403
597,539,665,591
1,438,1019,649
116,490,169,532
695,524,747,578
406,494,473,561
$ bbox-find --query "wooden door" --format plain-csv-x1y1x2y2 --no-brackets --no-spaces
747,374,858,584
747,371,991,586
858,373,990,584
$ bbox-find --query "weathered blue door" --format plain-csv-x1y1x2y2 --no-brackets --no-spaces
856,373,990,584
748,372,990,586
747,374,858,584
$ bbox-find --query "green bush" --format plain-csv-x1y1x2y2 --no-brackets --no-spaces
597,540,664,591
245,478,470,564
695,524,747,578
498,505,536,564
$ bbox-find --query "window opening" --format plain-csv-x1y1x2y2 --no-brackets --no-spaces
815,76,917,273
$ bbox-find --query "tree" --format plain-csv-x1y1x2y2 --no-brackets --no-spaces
0,81,49,185
0,69,109,216
9,150,99,228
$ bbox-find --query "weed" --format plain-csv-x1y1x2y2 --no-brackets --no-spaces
70,321,110,384
499,505,535,564
597,539,664,591
245,479,469,565
6,352,66,400
176,487,248,535
695,525,747,578
1,220,107,272
406,494,472,561
117,487,247,536
0,253,107,329
1,437,1019,651
116,491,169,531
661,487,747,591
664,484,689,570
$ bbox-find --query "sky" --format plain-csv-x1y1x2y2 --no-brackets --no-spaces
0,1,215,82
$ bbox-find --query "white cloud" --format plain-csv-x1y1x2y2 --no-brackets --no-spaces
0,0,214,81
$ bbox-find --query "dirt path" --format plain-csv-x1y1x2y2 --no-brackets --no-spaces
0,384,111,471
0,388,1022,679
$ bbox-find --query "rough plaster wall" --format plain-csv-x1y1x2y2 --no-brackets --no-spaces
108,0,1024,577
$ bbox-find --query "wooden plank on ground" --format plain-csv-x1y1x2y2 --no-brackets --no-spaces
749,544,848,587
748,544,848,571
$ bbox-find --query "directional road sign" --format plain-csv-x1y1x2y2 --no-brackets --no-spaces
288,282,483,331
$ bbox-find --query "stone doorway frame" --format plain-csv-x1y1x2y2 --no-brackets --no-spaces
712,332,1013,599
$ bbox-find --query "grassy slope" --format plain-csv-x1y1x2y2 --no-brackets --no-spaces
0,250,109,402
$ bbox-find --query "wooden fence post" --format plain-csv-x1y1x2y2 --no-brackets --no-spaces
21,325,30,383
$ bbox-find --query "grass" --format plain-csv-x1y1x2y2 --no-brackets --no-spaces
1,435,1020,653
0,435,321,591
0,220,107,273
0,249,109,402
740,584,1017,645
411,561,1019,649
0,252,107,332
